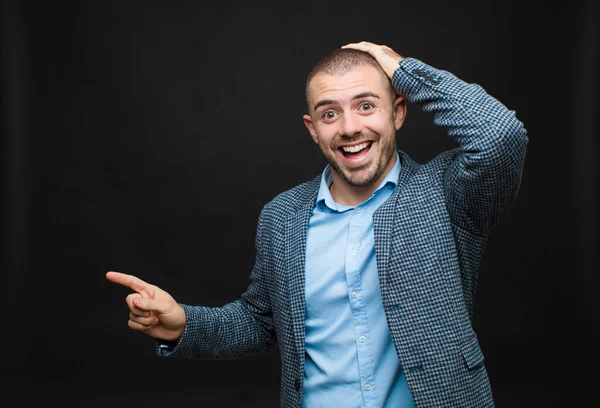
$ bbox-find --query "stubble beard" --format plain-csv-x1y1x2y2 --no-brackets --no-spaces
322,132,397,188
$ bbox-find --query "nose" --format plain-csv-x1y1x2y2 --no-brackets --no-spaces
339,112,363,138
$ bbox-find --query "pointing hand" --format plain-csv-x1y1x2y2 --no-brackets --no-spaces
106,271,186,341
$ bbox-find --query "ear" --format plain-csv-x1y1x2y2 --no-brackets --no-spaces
392,95,407,130
303,114,319,144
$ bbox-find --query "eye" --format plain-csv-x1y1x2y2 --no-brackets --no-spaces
322,111,337,120
360,102,374,111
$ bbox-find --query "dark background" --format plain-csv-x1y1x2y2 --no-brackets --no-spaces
2,0,598,406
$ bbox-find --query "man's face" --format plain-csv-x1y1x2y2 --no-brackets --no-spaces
303,65,406,189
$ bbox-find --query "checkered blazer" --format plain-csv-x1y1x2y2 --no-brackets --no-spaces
160,58,528,407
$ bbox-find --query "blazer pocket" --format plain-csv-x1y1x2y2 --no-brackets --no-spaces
460,335,484,370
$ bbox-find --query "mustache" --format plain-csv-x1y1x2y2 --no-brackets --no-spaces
335,133,376,147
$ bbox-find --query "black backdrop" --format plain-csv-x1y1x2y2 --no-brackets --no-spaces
2,0,598,406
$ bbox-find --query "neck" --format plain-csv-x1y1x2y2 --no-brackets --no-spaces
329,181,375,207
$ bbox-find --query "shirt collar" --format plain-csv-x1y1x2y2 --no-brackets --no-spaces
316,151,401,211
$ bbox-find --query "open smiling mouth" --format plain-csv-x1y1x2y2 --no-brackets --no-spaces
339,141,372,160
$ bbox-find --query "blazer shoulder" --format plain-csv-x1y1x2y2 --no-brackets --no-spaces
261,174,321,218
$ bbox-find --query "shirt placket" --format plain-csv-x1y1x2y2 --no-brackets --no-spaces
345,205,379,406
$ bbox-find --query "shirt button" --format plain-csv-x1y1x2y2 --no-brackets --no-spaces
355,207,361,213
351,292,357,298
364,384,372,391
349,249,356,255
359,336,365,342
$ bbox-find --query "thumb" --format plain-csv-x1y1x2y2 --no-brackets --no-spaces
133,296,172,315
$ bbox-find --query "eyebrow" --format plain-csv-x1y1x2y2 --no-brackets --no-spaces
313,91,381,112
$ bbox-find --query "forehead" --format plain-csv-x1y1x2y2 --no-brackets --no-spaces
307,65,391,106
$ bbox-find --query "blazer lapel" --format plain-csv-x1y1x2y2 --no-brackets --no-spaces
373,150,419,290
285,184,319,367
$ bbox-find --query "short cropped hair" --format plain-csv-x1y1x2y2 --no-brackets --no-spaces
305,48,392,111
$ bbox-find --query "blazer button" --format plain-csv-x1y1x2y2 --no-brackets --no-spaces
294,378,301,392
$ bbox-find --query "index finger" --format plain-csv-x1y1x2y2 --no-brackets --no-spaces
106,271,149,293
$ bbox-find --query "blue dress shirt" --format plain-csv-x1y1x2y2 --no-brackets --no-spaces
303,152,415,408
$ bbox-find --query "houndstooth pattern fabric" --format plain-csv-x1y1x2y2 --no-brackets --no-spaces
158,57,529,407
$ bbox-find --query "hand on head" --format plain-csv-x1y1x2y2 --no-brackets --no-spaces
341,41,405,79
106,271,186,341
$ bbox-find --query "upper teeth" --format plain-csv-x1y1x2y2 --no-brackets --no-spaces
342,142,369,153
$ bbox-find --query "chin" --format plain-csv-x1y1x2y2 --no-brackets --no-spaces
343,168,380,187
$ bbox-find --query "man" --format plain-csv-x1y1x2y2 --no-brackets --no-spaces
107,41,528,407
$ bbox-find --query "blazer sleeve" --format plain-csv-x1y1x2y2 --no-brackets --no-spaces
392,58,529,236
157,206,276,360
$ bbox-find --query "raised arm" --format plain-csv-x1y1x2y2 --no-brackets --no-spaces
343,41,528,235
